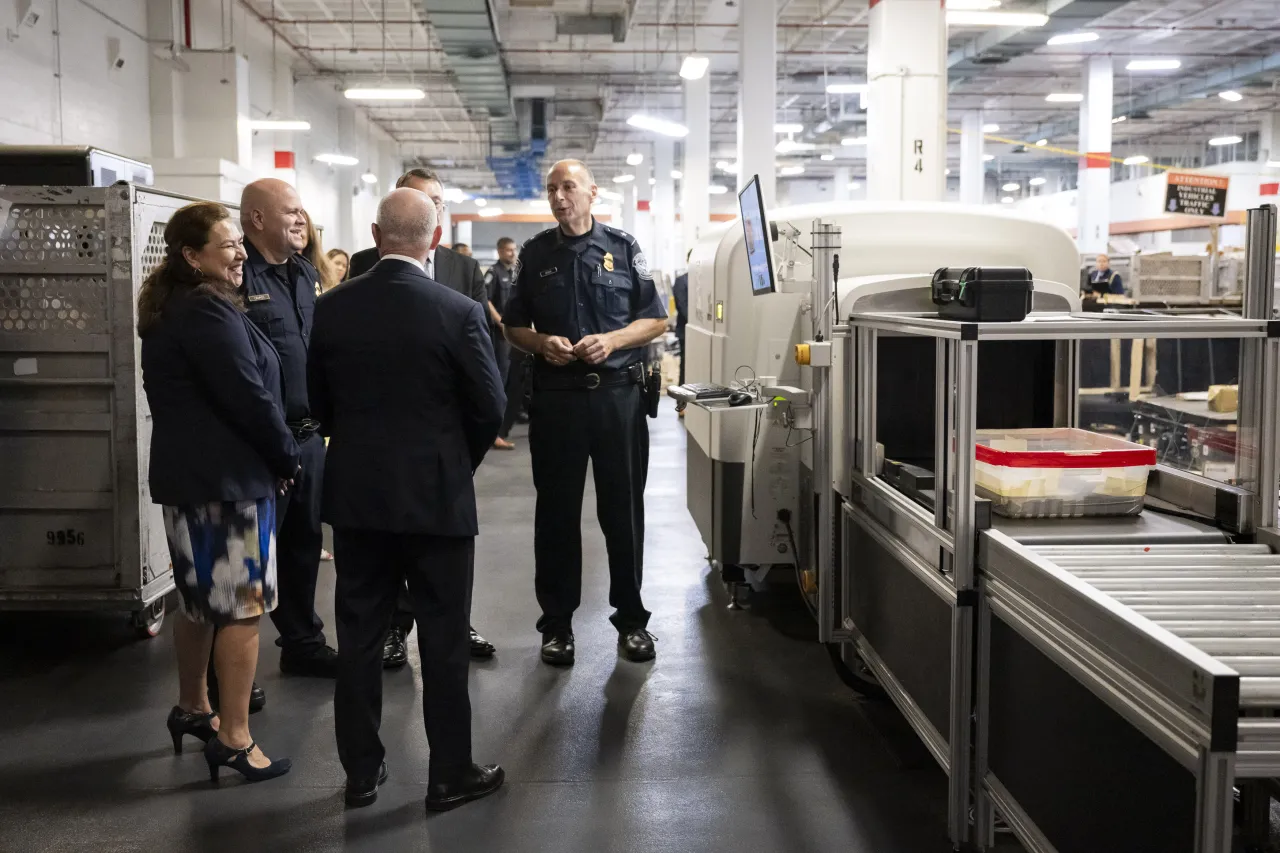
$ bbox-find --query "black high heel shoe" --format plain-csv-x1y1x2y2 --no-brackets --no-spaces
166,706,218,754
203,737,292,784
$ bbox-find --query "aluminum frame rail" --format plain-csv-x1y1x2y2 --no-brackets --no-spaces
979,535,1242,853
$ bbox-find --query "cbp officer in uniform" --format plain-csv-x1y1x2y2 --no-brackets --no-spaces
486,237,519,450
503,159,667,667
1087,253,1125,295
238,179,338,679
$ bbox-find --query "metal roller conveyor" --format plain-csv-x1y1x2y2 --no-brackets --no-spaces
1183,638,1280,655
1050,556,1280,567
1130,606,1280,620
1212,657,1280,676
1104,591,1280,604
1241,678,1280,708
1154,621,1280,635
1032,545,1272,556
1085,578,1280,591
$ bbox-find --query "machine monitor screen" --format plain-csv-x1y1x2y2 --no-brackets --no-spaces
738,174,777,296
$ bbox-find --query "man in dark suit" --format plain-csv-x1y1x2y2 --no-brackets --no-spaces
349,168,497,667
310,187,506,810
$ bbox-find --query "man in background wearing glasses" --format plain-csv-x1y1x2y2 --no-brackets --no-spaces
347,168,496,667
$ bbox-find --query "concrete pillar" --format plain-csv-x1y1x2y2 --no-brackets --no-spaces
737,0,776,206
682,74,711,255
621,173,637,235
833,166,852,202
653,139,677,276
1259,113,1280,164
633,152,655,270
1076,56,1113,254
453,220,473,248
960,111,985,205
866,0,946,202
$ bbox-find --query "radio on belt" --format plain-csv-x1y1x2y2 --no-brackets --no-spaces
930,266,1033,322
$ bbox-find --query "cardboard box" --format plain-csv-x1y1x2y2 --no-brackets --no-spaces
1207,384,1238,413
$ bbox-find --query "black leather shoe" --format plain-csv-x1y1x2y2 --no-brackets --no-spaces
540,631,575,666
425,763,504,812
345,761,389,808
469,627,495,659
280,644,339,678
166,706,218,754
208,682,266,715
204,737,291,784
383,627,408,670
618,629,657,663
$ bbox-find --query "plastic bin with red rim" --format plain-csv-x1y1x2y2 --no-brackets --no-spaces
974,428,1157,518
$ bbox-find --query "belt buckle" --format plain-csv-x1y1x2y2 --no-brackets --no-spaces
584,373,601,390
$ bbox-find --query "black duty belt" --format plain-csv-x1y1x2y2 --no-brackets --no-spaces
288,419,322,440
534,364,644,392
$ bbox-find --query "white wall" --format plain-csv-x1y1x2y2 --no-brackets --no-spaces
0,0,400,252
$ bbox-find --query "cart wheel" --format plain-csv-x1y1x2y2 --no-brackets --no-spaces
131,599,165,639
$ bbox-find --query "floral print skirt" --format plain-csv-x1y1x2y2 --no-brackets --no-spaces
162,498,277,625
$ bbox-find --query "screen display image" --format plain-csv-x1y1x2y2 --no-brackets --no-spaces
738,174,777,296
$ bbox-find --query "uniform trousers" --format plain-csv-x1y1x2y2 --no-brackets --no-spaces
529,381,651,635
333,530,473,782
269,432,327,652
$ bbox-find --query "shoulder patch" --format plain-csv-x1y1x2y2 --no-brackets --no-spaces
633,252,652,281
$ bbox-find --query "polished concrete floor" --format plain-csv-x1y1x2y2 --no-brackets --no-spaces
0,401,981,852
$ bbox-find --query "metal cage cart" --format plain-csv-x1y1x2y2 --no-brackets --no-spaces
0,183,228,637
841,206,1280,853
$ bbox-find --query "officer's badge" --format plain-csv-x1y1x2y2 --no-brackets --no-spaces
633,252,652,280
603,252,614,272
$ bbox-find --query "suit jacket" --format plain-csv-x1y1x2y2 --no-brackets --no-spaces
348,245,487,307
141,290,300,506
308,259,506,535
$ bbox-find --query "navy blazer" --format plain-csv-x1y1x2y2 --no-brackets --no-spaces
141,290,301,506
308,258,505,535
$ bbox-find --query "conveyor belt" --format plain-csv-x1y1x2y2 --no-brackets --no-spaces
1026,543,1280,714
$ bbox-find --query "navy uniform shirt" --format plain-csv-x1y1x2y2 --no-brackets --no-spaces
483,261,517,325
502,218,666,374
1089,269,1124,295
242,240,318,423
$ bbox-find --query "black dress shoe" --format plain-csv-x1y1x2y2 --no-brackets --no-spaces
383,627,408,670
425,763,504,812
618,629,657,663
469,627,495,659
204,737,291,784
208,682,266,715
166,706,218,754
540,631,575,666
280,644,340,678
345,761,389,808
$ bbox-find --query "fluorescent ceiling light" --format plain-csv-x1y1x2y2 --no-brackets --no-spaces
1267,161,1280,168
946,0,1001,9
478,208,504,218
361,171,377,184
780,165,805,176
597,188,623,200
1036,138,1049,146
982,154,995,162
776,139,816,154
1126,59,1181,71
1047,32,1098,46
344,87,425,100
826,83,867,95
314,153,358,166
1123,155,1150,165
671,169,683,179
841,136,868,146
473,198,487,207
716,160,740,174
1209,135,1243,146
1002,182,1020,191
443,188,467,203
708,185,729,195
775,123,804,134
1029,177,1047,186
626,152,644,166
983,123,1000,133
1001,196,1014,204
1219,90,1244,102
848,181,861,189
1112,115,1127,123
820,154,835,161
649,178,656,185
679,55,709,80
528,199,551,210
627,113,688,138
945,169,952,175
947,11,1048,26
1045,93,1083,103
612,174,636,183
247,119,311,131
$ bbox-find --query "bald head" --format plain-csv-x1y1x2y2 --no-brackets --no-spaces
546,159,597,236
373,187,440,262
240,178,306,263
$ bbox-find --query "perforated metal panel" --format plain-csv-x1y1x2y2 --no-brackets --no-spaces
0,203,106,266
138,222,166,281
0,276,108,333
1131,253,1209,301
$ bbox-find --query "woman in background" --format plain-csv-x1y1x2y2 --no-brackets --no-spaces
301,211,338,294
138,202,300,784
326,248,350,286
